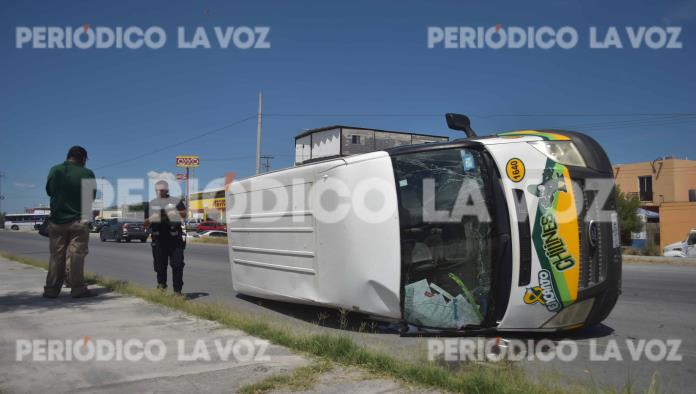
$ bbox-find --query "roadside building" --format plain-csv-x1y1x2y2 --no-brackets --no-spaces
189,188,225,222
613,157,696,250
25,207,50,215
99,209,122,219
294,125,448,165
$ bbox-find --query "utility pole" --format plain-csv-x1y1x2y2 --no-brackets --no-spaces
0,171,5,215
185,167,190,219
255,92,263,175
188,167,194,220
99,177,105,219
260,155,274,173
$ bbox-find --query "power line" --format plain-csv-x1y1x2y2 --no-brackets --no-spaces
473,113,696,119
202,154,293,162
504,116,696,133
579,120,696,132
265,112,696,118
93,115,256,170
77,111,696,173
565,116,696,131
264,112,696,132
561,114,696,129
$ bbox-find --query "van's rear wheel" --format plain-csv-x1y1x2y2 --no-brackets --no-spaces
11,225,19,230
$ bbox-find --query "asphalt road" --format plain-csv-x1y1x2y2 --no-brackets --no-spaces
1,230,695,391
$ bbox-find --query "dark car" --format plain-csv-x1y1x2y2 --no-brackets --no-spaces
91,219,110,233
196,221,226,232
100,219,149,243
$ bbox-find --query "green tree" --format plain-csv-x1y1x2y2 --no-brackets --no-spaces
615,186,642,245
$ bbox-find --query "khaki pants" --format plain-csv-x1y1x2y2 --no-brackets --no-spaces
44,220,90,296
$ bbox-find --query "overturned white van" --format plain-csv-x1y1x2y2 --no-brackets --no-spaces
226,115,622,333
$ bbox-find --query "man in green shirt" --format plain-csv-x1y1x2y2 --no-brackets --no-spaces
43,146,97,298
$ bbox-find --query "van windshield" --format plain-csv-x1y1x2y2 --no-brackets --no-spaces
392,148,499,329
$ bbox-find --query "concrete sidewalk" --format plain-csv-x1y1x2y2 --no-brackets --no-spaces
0,257,430,394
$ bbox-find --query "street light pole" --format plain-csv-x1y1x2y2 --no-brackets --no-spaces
255,92,263,175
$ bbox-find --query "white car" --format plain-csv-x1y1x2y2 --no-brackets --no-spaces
192,230,228,238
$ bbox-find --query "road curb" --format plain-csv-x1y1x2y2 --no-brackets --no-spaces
622,254,696,266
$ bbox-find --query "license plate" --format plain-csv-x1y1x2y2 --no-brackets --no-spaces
611,212,620,249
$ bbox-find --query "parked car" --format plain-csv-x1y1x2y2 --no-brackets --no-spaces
91,218,112,233
196,221,226,232
185,219,204,232
100,219,149,242
191,230,227,238
663,229,696,257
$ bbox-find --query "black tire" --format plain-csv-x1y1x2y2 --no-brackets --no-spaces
140,238,147,243
11,225,19,231
125,238,131,243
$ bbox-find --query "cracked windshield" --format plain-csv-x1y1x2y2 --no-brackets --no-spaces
392,148,499,329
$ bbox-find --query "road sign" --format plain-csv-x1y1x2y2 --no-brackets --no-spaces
176,156,200,168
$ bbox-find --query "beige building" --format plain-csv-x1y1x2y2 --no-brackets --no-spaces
613,157,696,249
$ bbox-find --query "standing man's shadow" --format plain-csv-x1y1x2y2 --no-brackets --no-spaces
183,292,209,300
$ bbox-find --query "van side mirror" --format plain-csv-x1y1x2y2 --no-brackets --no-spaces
445,113,477,138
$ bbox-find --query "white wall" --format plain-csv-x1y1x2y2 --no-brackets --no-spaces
294,135,311,165
310,128,340,161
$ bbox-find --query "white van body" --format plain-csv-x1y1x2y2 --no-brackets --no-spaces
226,129,622,333
227,152,402,319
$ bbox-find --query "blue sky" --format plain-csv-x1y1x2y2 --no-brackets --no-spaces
1,0,695,212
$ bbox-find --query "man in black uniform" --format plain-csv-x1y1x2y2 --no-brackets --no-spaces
145,180,187,295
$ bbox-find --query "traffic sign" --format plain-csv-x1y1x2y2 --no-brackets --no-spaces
176,156,200,168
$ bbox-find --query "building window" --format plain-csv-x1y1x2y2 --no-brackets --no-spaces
638,176,653,202
351,135,363,144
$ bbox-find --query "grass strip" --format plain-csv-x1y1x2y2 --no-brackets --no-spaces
237,360,333,394
186,237,228,245
0,251,588,394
